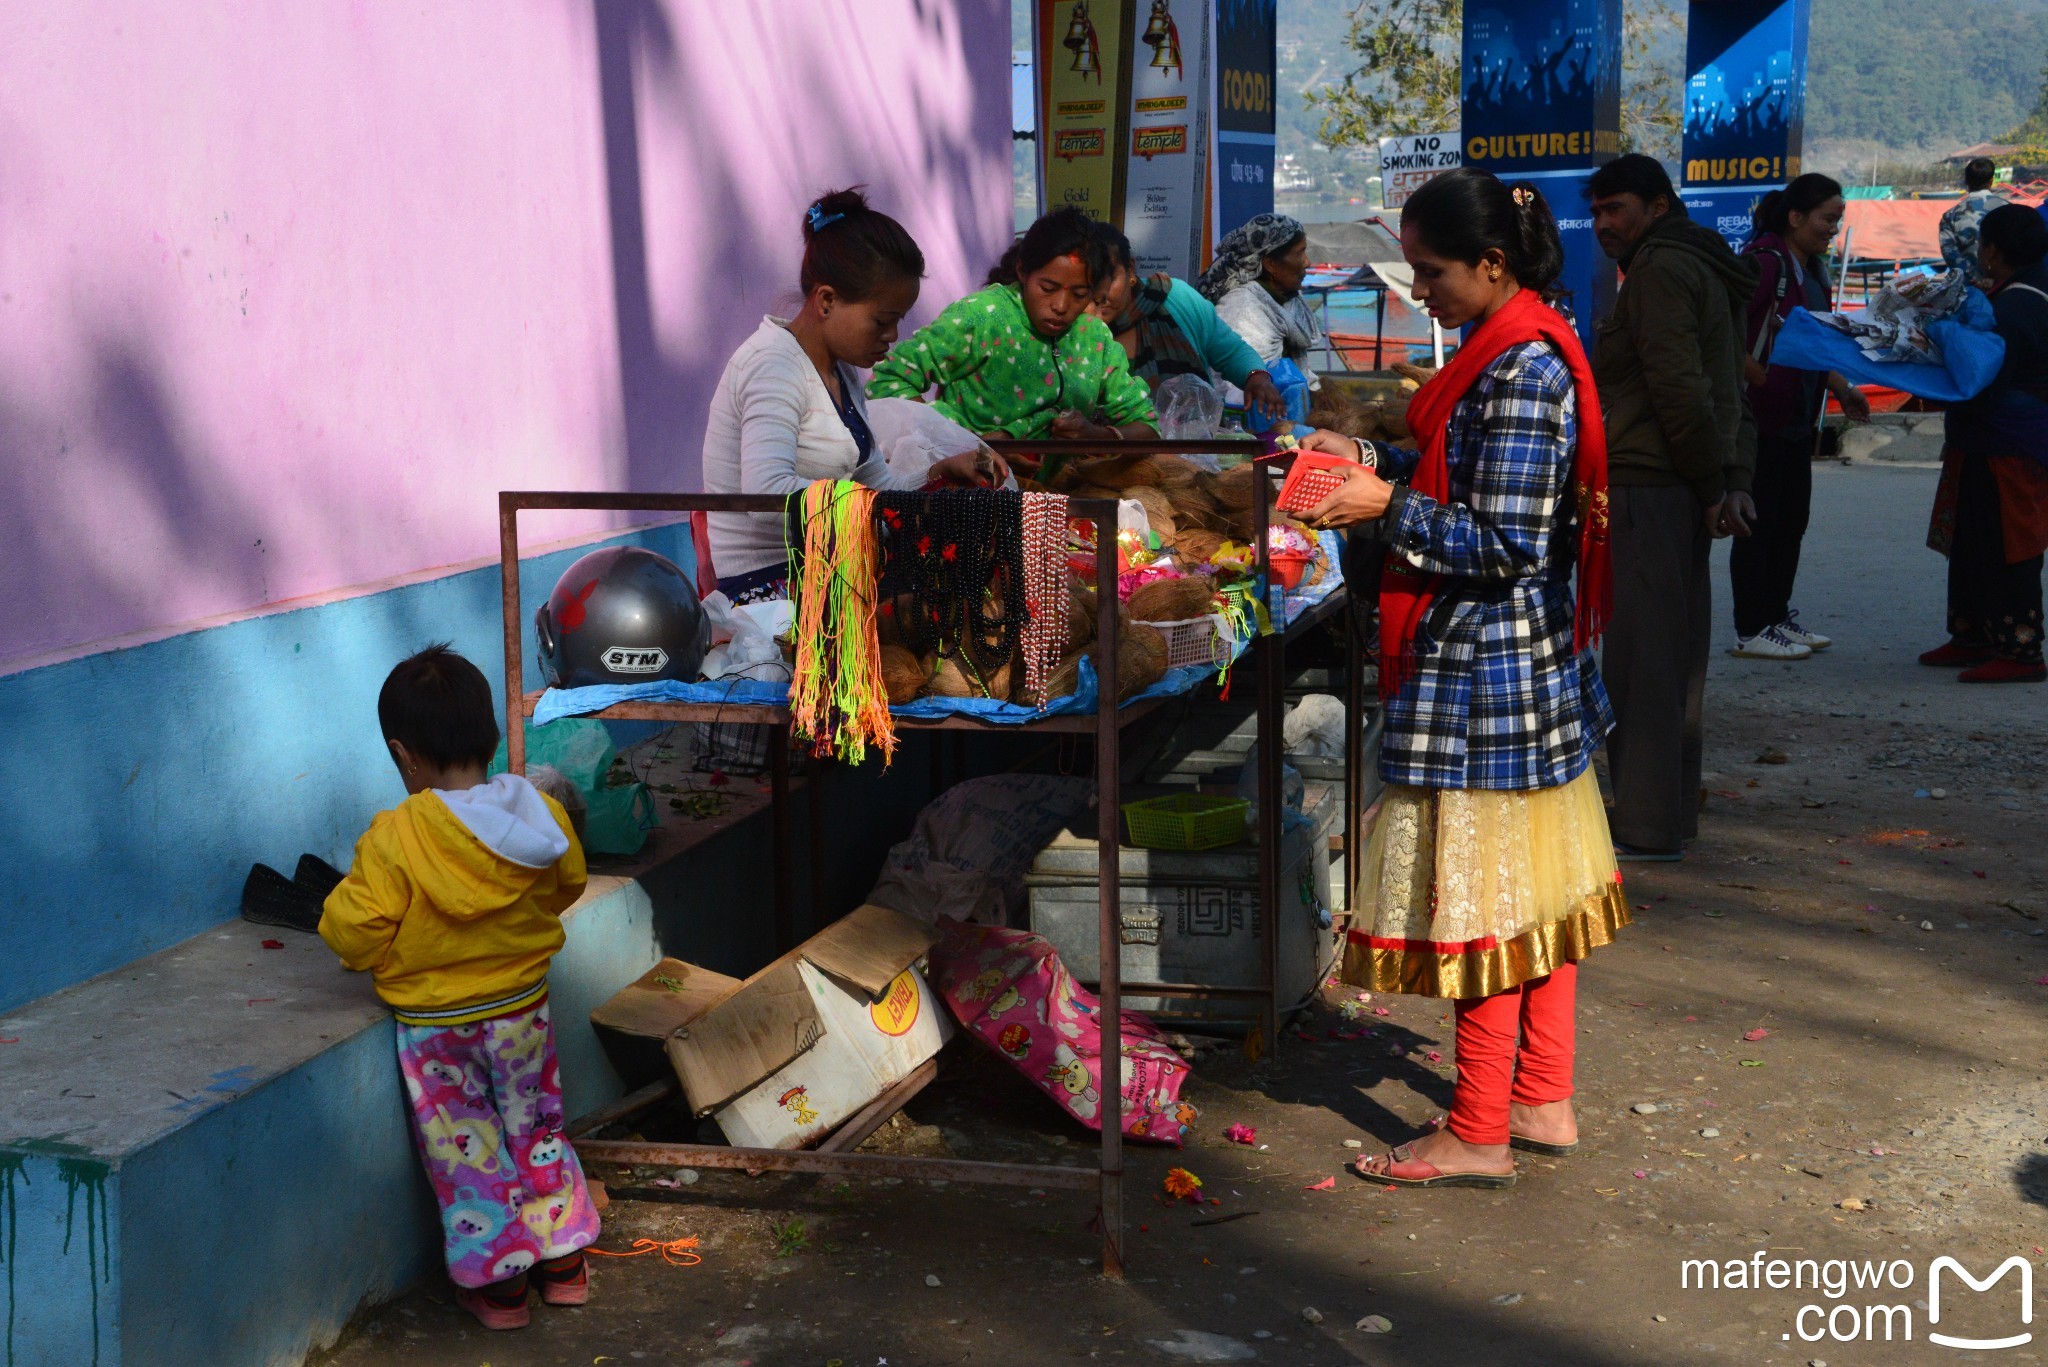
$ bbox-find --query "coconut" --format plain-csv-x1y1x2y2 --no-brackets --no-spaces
1392,361,1436,387
1170,528,1227,570
1090,452,1202,494
1066,582,1098,651
1024,650,1085,706
1125,575,1217,626
1126,485,1177,541
1110,622,1170,696
1378,394,1412,440
927,654,974,698
879,645,930,705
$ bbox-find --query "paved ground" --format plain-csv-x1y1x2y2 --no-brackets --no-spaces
316,460,2048,1366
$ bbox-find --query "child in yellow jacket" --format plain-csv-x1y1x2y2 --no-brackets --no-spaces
320,644,598,1331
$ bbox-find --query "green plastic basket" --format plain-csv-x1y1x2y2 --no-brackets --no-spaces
1122,794,1250,851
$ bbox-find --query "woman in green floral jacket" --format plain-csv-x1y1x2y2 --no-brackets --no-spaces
868,209,1157,441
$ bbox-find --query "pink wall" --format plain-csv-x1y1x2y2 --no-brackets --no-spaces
0,1,1011,669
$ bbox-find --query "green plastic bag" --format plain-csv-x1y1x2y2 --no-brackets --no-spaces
490,719,654,857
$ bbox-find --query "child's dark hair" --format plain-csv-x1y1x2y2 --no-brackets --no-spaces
1980,203,2048,270
378,643,501,770
800,187,925,302
1752,173,1843,239
1403,167,1564,294
984,208,1113,288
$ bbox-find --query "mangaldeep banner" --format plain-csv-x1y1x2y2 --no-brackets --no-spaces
1461,0,1621,176
1209,0,1275,246
1681,0,1810,190
1123,0,1212,277
1039,0,1135,222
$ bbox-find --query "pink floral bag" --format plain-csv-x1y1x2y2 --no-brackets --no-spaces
932,920,1197,1146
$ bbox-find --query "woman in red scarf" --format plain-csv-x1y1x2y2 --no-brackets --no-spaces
1300,169,1628,1188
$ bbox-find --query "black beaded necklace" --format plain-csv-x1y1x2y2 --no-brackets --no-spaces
872,490,1028,663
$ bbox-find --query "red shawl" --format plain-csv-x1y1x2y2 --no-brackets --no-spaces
1380,287,1611,701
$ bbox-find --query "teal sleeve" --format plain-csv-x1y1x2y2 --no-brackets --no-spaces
1165,278,1267,389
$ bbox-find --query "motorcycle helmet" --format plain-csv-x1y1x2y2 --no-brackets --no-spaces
535,546,710,689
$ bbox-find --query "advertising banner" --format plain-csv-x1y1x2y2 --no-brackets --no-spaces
1209,0,1276,246
1461,0,1621,338
1461,0,1621,176
1379,131,1461,209
1038,0,1135,222
1681,0,1811,250
1122,0,1212,277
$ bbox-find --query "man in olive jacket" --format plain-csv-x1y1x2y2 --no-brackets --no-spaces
1588,155,1758,859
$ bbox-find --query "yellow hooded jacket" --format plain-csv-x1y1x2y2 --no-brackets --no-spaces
320,773,587,1027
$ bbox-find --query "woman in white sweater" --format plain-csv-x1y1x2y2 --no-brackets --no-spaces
702,189,1004,601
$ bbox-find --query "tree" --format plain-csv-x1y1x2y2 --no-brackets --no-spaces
1306,0,1683,160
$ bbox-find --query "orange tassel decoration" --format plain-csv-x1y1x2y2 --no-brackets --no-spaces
788,479,896,767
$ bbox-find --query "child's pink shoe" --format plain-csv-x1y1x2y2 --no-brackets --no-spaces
536,1251,589,1306
455,1276,531,1330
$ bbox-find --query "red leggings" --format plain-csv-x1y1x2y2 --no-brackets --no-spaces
1445,962,1577,1146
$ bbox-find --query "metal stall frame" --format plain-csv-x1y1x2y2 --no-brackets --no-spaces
497,438,1362,1276
499,484,1146,1275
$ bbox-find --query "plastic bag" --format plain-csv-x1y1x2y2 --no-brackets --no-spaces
1246,359,1313,434
700,593,795,683
1236,741,1305,837
1154,374,1224,439
1282,693,1348,760
867,397,1008,486
490,719,654,856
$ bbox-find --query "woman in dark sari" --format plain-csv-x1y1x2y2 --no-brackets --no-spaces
1923,204,2048,684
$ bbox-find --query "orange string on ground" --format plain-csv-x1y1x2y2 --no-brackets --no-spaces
584,1237,703,1267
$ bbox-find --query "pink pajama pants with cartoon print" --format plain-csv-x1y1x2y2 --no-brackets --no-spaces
395,1000,601,1288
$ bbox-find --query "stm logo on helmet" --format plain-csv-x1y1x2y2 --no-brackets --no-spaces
601,646,669,674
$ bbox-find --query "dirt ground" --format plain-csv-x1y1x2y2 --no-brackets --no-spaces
316,462,2048,1366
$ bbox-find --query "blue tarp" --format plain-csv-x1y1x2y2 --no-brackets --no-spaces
533,536,1346,727
1769,290,2006,403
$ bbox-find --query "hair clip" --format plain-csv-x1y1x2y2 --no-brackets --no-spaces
807,203,846,233
1511,186,1534,208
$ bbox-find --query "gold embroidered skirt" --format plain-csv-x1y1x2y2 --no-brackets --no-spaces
1341,767,1630,1000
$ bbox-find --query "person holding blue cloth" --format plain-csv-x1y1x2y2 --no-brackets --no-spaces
1923,204,2048,684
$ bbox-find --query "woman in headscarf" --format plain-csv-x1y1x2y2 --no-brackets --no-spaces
1298,169,1626,1188
1197,213,1325,394
1922,203,2048,684
1087,222,1286,421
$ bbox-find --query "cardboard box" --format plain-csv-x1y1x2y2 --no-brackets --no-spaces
595,905,952,1150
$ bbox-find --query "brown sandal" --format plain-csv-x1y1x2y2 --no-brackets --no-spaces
1352,1143,1518,1189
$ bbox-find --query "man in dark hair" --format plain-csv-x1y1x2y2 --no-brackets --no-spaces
1584,155,1760,861
1940,156,2006,286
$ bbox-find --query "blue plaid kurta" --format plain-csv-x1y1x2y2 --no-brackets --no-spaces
1372,340,1613,792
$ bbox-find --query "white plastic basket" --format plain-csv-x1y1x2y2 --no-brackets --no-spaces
1134,613,1237,670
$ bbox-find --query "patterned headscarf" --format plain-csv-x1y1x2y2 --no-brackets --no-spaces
1196,213,1307,302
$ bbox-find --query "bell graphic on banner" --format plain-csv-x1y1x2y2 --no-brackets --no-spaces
1063,2,1101,82
1141,0,1182,79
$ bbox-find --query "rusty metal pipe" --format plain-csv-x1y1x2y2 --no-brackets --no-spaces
574,1140,1099,1191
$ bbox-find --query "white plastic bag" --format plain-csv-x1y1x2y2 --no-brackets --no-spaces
867,397,1004,485
1155,374,1224,439
699,597,795,682
1283,693,1348,760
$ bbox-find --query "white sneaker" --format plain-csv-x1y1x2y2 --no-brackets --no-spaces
1732,624,1814,660
1779,610,1832,650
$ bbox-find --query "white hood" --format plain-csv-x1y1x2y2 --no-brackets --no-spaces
435,772,573,869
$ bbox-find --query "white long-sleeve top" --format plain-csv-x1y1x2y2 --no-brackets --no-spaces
701,317,921,579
